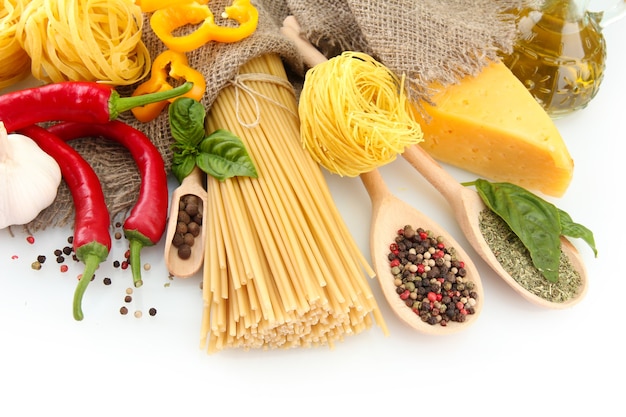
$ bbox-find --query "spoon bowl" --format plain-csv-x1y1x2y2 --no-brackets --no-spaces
163,166,208,278
362,169,484,334
401,144,588,309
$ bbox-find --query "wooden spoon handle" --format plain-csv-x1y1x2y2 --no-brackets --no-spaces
281,17,327,68
401,144,464,205
359,169,392,208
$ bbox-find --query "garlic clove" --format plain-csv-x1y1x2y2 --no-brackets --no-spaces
0,122,62,229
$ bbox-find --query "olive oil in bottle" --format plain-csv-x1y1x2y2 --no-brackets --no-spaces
502,0,606,118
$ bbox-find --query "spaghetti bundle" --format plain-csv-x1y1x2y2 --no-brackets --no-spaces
299,51,423,176
201,54,387,352
15,0,150,85
0,0,30,89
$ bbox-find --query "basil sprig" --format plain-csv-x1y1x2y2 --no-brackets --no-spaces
463,179,597,283
168,97,258,183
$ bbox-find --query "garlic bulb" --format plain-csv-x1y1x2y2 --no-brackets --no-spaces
0,122,62,229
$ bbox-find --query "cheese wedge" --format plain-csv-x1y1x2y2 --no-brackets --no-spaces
412,61,573,197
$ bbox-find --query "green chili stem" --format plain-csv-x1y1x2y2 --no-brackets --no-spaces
128,238,145,288
72,253,101,321
109,82,194,119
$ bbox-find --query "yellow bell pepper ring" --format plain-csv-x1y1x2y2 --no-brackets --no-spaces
150,0,259,53
131,50,207,123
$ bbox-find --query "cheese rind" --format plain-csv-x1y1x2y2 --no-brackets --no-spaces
412,61,573,197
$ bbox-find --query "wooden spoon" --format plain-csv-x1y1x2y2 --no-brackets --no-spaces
401,144,588,309
163,166,208,278
282,18,483,333
361,169,484,335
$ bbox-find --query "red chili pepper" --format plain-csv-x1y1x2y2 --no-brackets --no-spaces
47,121,168,288
0,81,192,132
19,124,111,321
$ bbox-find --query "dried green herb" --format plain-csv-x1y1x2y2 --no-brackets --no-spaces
463,179,596,283
479,209,581,302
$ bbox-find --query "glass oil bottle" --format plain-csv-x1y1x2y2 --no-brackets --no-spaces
502,0,625,118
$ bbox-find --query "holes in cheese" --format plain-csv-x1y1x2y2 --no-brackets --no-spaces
411,61,573,198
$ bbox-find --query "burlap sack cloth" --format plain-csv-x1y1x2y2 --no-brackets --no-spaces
28,0,540,232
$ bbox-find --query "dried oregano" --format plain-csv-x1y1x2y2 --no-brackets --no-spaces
478,208,582,302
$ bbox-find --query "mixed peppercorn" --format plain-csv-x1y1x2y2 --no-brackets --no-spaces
388,225,478,326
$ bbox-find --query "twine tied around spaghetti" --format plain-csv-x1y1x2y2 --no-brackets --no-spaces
228,72,298,128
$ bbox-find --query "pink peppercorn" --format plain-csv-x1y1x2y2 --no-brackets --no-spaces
390,259,400,267
400,289,411,300
427,292,437,302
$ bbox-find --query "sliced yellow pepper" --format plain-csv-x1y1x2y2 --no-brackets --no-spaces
131,50,207,123
136,0,208,13
150,0,259,52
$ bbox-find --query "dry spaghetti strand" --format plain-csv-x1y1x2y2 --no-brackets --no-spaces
299,51,424,177
15,0,150,85
200,54,387,353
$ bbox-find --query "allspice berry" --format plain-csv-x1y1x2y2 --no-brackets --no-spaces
178,244,192,260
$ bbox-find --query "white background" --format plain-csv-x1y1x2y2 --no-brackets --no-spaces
1,14,624,417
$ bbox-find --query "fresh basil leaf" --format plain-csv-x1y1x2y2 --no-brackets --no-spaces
558,209,598,257
471,179,562,282
168,97,206,147
196,129,258,181
171,153,196,184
